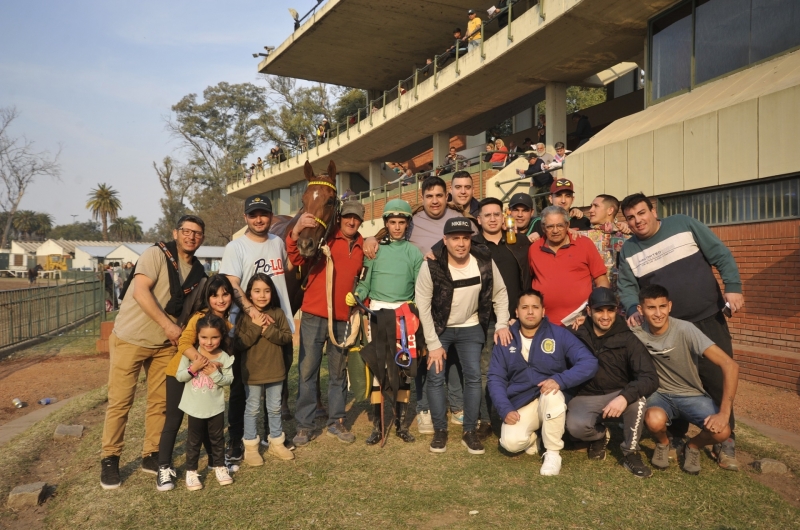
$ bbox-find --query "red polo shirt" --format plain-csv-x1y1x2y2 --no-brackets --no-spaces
528,236,607,325
286,228,364,321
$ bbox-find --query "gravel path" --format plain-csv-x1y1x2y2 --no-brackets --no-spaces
736,380,800,435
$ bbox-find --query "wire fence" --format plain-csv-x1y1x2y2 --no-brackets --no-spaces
0,271,106,349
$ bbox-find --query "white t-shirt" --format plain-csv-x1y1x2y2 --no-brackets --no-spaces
520,335,533,362
220,233,295,333
446,255,481,328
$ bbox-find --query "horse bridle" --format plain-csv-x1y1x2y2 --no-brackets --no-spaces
306,179,340,251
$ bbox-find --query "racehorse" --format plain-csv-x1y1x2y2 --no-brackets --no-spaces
269,159,340,315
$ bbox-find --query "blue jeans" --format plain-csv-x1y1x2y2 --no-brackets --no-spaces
244,382,283,440
426,325,484,432
646,391,719,429
415,348,464,413
296,314,349,430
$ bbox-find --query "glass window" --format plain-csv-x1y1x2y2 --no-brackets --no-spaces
659,177,800,225
695,0,751,84
751,0,800,63
650,3,692,100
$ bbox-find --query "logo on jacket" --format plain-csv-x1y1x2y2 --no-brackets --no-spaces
541,338,555,354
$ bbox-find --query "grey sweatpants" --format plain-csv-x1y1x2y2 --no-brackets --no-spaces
566,391,647,454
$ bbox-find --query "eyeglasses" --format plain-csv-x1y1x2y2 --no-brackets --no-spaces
178,228,204,238
543,224,567,232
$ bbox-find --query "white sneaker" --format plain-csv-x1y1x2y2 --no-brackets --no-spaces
417,411,434,434
185,470,203,491
214,466,233,486
540,451,562,476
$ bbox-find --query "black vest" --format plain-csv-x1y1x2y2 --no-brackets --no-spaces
427,243,495,336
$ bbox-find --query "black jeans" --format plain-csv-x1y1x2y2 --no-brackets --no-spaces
670,311,736,440
158,375,211,467
185,412,225,471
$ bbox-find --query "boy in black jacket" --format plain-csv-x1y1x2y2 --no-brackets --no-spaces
566,287,659,478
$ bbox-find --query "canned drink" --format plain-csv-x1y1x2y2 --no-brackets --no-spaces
38,397,57,405
12,398,22,408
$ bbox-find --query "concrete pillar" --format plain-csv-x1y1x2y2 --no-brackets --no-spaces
432,132,450,169
277,189,290,216
368,161,382,191
545,82,567,153
466,131,487,149
336,172,352,194
513,108,533,133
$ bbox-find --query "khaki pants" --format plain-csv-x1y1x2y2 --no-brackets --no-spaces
500,391,567,454
101,334,174,458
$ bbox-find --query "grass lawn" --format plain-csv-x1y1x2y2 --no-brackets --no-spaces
4,358,800,529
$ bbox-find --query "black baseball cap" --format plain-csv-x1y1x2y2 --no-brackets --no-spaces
509,193,533,210
467,9,475,14
588,287,617,309
244,195,273,215
443,217,473,235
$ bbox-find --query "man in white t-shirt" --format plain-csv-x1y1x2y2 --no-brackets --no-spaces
415,217,511,456
219,194,295,464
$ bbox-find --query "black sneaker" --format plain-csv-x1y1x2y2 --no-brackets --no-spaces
461,431,485,455
587,437,608,460
623,452,653,478
156,465,176,491
476,421,493,441
225,440,244,463
429,429,448,454
100,456,121,490
141,452,159,474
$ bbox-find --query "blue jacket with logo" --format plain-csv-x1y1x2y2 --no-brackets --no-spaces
487,319,598,420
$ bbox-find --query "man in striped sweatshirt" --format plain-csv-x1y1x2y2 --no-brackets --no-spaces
617,193,744,471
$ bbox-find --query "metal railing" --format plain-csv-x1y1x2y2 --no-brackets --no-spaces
0,271,105,349
229,0,537,190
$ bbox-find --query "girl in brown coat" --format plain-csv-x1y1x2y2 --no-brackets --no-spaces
236,273,294,464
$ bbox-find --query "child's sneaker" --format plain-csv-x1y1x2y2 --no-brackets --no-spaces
156,465,176,492
214,466,233,486
185,470,203,491
450,410,464,425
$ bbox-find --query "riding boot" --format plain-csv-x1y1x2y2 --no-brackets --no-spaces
365,404,383,445
394,401,415,443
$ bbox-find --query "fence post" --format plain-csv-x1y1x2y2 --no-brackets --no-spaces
382,92,386,118
397,81,402,110
56,283,60,330
507,4,514,41
480,23,486,58
456,42,460,75
433,56,438,89
414,70,419,99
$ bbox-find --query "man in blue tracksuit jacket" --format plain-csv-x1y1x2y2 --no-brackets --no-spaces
488,288,598,476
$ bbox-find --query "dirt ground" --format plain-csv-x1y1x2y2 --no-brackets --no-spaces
0,277,65,292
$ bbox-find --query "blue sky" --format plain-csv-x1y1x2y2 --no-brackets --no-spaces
0,0,311,230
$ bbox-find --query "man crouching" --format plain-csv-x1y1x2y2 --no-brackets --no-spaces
488,289,598,476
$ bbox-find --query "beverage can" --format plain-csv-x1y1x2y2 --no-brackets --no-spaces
12,398,22,408
38,397,57,405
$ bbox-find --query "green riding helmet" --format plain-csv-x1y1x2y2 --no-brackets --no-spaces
382,199,413,219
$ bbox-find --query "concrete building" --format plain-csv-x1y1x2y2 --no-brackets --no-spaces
231,0,800,390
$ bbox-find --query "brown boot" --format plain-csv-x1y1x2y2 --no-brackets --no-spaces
243,436,264,466
267,433,295,461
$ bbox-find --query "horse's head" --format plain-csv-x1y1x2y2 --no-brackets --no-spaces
296,160,339,257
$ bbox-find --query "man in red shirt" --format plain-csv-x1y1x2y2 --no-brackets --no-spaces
286,202,365,446
528,206,609,326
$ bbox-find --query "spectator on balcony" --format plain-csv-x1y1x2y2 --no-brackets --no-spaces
256,157,264,171
535,143,554,166
497,0,511,28
444,146,467,173
268,147,280,165
317,119,330,144
569,113,593,146
483,142,495,163
506,140,521,162
517,151,550,205
446,28,469,61
519,137,534,152
401,168,416,186
490,139,509,169
537,115,546,143
464,9,482,50
243,163,252,183
298,134,308,152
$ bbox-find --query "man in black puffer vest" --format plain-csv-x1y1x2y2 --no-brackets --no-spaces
566,287,659,478
416,217,511,456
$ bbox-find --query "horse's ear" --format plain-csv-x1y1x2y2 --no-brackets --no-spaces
304,161,315,181
327,160,337,180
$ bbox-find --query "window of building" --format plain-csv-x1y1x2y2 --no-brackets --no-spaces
649,0,800,102
289,181,307,213
658,177,800,226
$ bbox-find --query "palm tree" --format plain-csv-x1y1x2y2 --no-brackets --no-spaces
33,213,53,240
12,210,36,240
110,216,143,241
86,184,122,241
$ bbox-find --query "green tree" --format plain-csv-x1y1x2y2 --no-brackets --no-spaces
12,209,35,240
86,184,122,241
153,156,193,239
48,220,103,241
331,87,366,129
110,216,143,241
32,212,52,240
258,76,334,153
